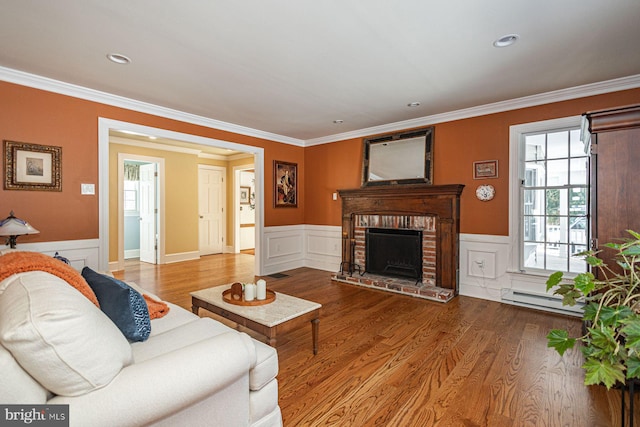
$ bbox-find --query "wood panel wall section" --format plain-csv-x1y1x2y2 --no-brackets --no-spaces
338,184,464,292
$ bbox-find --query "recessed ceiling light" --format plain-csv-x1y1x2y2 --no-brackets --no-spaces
107,53,131,64
493,34,519,48
333,119,344,124
407,102,420,107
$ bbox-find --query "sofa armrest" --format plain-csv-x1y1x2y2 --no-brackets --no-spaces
49,332,254,427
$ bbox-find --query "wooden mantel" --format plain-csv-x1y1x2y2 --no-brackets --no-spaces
338,184,464,293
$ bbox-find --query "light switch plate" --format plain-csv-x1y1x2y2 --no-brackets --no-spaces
81,183,95,195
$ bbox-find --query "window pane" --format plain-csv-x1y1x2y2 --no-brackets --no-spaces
524,162,544,187
570,158,588,185
523,189,544,215
569,245,588,273
547,159,568,186
524,242,543,268
523,215,545,242
546,190,562,217
547,244,570,271
525,134,546,161
569,188,587,215
570,129,585,157
547,131,569,159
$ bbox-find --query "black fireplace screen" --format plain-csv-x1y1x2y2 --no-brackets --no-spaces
365,228,422,281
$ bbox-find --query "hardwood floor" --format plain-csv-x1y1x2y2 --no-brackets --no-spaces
115,255,631,426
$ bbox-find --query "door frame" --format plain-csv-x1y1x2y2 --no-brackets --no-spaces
234,165,255,253
99,118,265,274
117,153,165,270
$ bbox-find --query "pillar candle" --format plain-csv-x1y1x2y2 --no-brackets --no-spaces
244,283,256,301
256,279,267,300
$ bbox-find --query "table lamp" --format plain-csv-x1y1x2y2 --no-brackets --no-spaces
0,211,40,249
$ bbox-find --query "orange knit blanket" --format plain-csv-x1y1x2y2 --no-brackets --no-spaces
143,294,170,319
0,251,100,307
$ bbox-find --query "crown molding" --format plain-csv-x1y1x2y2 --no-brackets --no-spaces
305,74,640,146
2,65,638,148
0,66,305,147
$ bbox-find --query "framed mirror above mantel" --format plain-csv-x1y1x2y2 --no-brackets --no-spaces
362,126,434,187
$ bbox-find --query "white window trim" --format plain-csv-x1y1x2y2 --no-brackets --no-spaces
508,115,583,277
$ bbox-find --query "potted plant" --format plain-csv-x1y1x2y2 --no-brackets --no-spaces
546,230,640,390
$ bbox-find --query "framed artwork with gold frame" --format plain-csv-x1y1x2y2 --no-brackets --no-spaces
274,160,297,208
4,140,62,191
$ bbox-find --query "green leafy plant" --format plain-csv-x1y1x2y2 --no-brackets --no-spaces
546,230,640,389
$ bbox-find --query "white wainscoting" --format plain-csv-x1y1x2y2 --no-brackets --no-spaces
459,234,511,302
459,233,582,316
262,225,342,276
15,239,101,272
15,232,573,315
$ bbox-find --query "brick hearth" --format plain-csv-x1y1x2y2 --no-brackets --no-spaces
331,272,455,302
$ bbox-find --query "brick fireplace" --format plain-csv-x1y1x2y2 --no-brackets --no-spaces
332,184,464,302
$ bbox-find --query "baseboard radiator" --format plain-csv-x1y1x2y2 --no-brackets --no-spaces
501,289,584,317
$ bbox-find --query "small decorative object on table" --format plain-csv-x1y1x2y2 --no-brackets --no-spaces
256,279,267,300
223,282,276,306
230,282,243,301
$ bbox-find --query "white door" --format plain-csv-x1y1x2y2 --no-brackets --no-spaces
199,167,224,255
139,163,157,264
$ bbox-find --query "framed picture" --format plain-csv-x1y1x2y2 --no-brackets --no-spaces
4,140,62,191
274,160,297,208
473,160,498,179
240,186,251,204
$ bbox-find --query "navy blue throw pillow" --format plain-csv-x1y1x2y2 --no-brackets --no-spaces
81,267,151,342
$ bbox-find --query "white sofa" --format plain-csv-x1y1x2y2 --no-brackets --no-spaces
0,270,282,427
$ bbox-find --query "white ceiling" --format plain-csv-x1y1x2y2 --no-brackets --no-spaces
1,1,639,144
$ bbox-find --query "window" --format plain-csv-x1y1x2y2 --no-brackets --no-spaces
510,116,588,275
123,180,138,212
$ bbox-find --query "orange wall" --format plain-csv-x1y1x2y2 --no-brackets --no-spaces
0,81,304,246
2,79,639,245
304,88,640,235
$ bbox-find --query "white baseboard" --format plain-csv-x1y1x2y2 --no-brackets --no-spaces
124,249,140,259
164,251,200,264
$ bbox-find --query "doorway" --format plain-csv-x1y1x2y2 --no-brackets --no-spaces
118,153,164,268
99,118,265,274
236,167,256,253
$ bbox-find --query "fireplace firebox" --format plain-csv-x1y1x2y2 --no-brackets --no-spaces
365,228,422,282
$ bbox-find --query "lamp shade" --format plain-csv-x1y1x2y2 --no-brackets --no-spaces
0,211,39,248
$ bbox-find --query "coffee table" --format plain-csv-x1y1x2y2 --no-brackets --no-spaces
191,285,322,355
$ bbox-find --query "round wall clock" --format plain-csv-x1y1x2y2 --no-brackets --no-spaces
475,184,495,201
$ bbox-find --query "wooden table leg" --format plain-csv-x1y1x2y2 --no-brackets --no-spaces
311,318,319,355
267,329,277,347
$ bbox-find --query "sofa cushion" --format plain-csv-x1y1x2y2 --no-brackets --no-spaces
0,271,133,397
147,302,199,336
131,317,234,362
249,379,279,423
0,344,50,404
82,267,151,342
250,339,279,391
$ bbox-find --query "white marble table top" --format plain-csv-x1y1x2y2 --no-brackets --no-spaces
191,285,321,327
